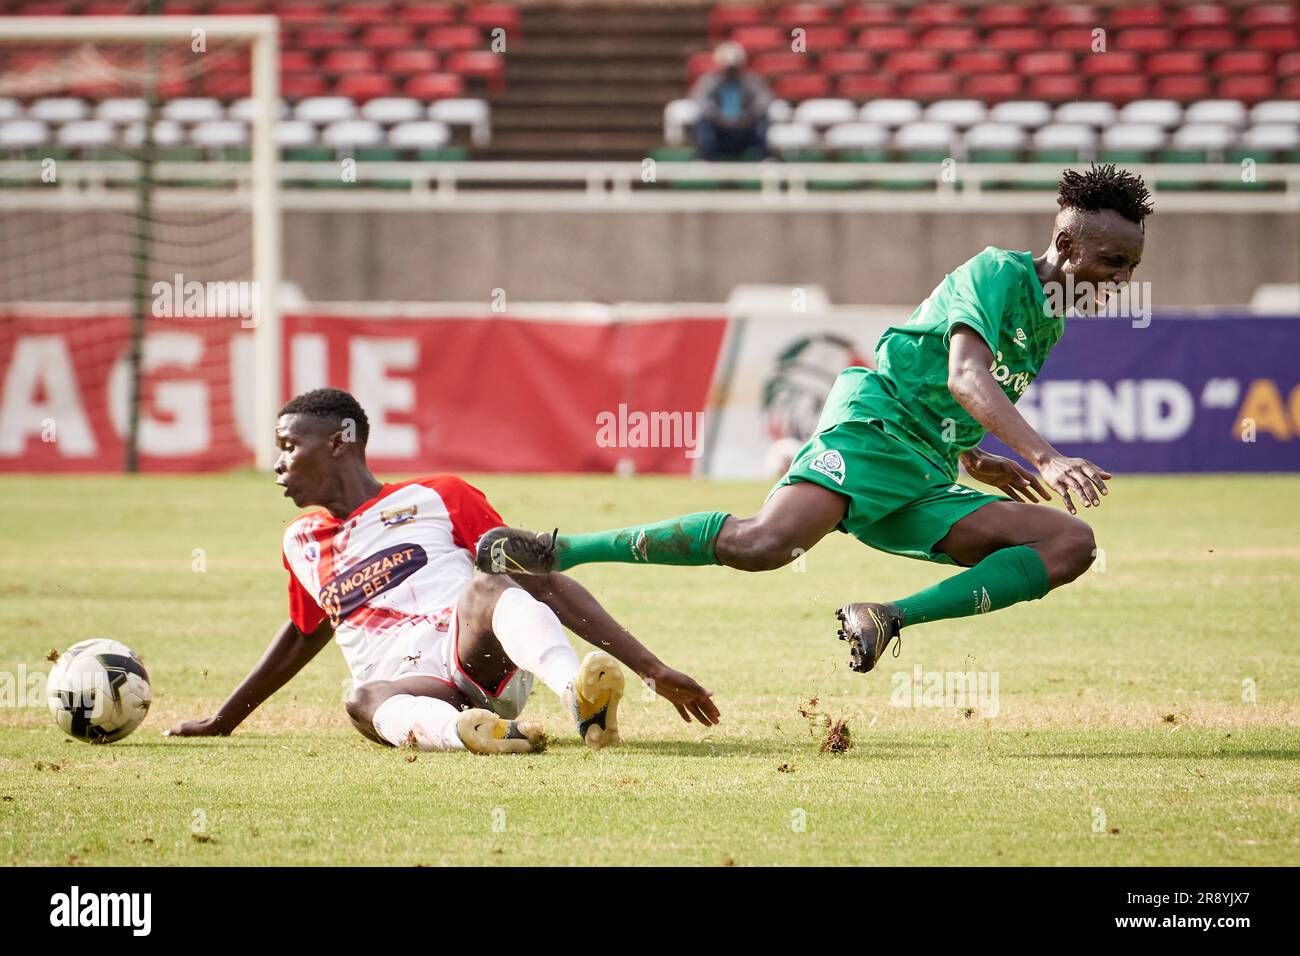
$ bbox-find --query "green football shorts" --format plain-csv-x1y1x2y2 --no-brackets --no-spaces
770,418,1006,566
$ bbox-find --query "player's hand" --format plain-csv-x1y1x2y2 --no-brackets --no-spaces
961,450,1052,504
1036,454,1111,514
646,664,720,726
164,716,233,737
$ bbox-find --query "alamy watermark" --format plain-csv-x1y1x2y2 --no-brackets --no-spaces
595,403,704,459
1042,276,1152,329
889,665,1000,718
152,274,260,328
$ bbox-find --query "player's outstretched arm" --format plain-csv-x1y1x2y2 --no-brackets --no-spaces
948,326,1111,515
512,572,721,726
165,617,334,737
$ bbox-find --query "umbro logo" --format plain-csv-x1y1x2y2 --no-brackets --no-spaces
1013,328,1028,348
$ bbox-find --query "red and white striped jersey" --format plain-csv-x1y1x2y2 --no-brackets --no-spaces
280,474,504,683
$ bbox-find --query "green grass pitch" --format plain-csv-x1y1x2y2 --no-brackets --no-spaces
1,472,1297,866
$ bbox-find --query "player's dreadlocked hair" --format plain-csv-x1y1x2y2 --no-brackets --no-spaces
1057,163,1154,225
279,387,370,448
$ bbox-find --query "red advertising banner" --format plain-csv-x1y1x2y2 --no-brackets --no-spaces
0,311,728,474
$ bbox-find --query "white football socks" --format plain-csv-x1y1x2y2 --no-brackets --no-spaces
490,586,580,697
371,694,465,751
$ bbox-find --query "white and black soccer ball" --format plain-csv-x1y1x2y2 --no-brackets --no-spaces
47,639,151,743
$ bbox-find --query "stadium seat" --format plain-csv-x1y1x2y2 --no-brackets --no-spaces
1241,124,1300,151
751,52,807,77
884,50,944,74
1050,28,1101,52
28,98,88,124
793,99,858,128
923,100,987,128
893,121,956,157
1169,123,1235,153
428,99,491,147
1173,5,1232,29
464,3,521,33
1245,28,1299,52
986,28,1046,53
361,25,419,51
0,99,20,122
921,27,980,52
275,120,319,148
1033,123,1097,160
296,97,357,125
964,122,1028,160
1182,28,1236,52
1217,76,1276,102
322,120,385,150
1083,52,1141,77
1017,52,1075,76
1028,75,1086,102
322,50,380,75
663,98,700,147
398,3,457,26
56,120,114,149
446,51,506,90
1155,76,1213,101
428,26,482,52
294,27,352,52
730,26,788,53
843,5,901,27
1116,28,1175,53
857,27,915,52
1251,101,1300,125
1184,100,1248,127
121,120,184,147
190,120,249,150
281,75,329,99
404,74,466,100
977,5,1035,29
898,73,960,100
838,73,893,98
709,4,766,37
773,74,831,100
95,98,147,124
1056,101,1117,127
860,99,922,127
1100,123,1168,158
227,98,289,123
910,4,967,27
950,51,1009,75
963,75,1023,101
775,3,838,27
0,120,49,151
984,103,1049,131
1042,5,1097,29
388,120,452,150
1212,51,1272,76
823,122,888,153
361,98,423,125
767,101,794,123
161,98,224,124
765,122,819,154
1119,99,1183,128
384,50,440,75
1147,52,1207,76
1090,75,1149,103
802,27,851,51
337,2,389,26
1111,7,1167,29
820,50,875,74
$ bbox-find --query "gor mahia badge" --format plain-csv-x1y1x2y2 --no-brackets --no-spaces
810,450,846,485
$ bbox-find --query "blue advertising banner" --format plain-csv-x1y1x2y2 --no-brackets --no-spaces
982,316,1300,473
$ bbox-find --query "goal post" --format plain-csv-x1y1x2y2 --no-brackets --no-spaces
0,15,281,470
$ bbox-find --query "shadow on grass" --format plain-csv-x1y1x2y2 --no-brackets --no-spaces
1008,748,1300,761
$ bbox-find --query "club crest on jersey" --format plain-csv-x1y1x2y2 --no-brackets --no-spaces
380,505,417,528
809,450,846,485
303,542,319,564
318,544,428,625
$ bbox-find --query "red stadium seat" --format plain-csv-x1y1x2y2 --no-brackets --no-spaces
921,27,979,51
1153,75,1212,101
1090,75,1149,103
986,28,1047,53
383,49,440,75
428,26,482,52
843,5,901,28
1028,74,1086,102
773,72,832,100
446,51,506,90
1217,74,1277,102
801,26,851,51
1051,28,1101,52
909,3,967,27
950,51,1009,75
1083,51,1141,76
963,74,1022,102
883,50,944,74
334,73,397,101
278,50,315,73
82,2,137,13
1246,28,1300,52
322,50,379,74
281,74,329,99
1109,7,1166,28
404,73,465,100
1042,5,1097,29
207,2,265,14
776,4,838,26
399,3,457,26
750,52,807,77
1241,4,1297,28
820,50,875,74
1282,78,1300,99
202,73,252,99
338,4,391,26
466,4,522,34
897,72,960,100
294,27,352,51
1181,28,1237,52
709,4,766,37
1212,51,1272,76
360,26,418,51
1146,52,1206,76
1017,52,1075,76
1172,5,1232,29
1116,28,1175,52
277,4,329,25
838,73,894,98
731,26,788,53
857,27,915,52
976,5,1034,29
1279,53,1300,77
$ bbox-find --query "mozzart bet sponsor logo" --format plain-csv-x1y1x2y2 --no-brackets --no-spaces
50,886,151,936
318,544,427,623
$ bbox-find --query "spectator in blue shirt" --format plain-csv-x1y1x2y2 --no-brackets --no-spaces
690,42,773,160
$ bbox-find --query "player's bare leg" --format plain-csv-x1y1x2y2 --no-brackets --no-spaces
476,481,848,575
456,572,625,749
838,501,1095,673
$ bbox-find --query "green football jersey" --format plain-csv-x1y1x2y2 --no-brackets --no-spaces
824,246,1061,478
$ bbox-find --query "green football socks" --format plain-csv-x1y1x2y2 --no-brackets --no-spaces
893,545,1051,627
555,511,730,570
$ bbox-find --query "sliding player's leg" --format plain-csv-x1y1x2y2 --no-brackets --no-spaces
454,572,625,749
476,479,848,575
838,496,1096,673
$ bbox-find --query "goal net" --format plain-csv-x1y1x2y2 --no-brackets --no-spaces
0,15,280,472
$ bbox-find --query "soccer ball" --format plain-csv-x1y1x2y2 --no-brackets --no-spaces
47,639,151,743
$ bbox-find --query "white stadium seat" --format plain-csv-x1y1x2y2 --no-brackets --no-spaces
1170,124,1236,152
893,121,956,152
388,120,451,150
964,122,1028,152
793,98,857,128
1183,100,1247,128
361,98,424,125
321,119,385,149
1101,123,1168,152
0,98,23,122
1054,102,1116,127
121,120,184,147
161,98,224,124
56,120,115,148
95,98,147,124
765,122,818,152
766,99,793,123
988,101,1052,129
923,99,988,128
860,98,922,127
663,98,700,147
28,98,88,124
295,97,357,125
1033,123,1098,152
823,122,888,151
0,120,50,149
1118,99,1182,128
228,97,289,122
428,99,491,147
190,120,249,149
276,120,318,147
1242,124,1300,151
1250,101,1300,126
